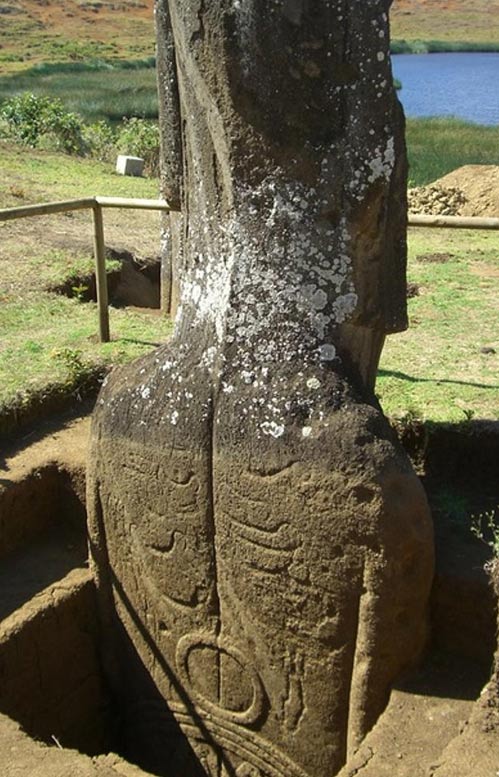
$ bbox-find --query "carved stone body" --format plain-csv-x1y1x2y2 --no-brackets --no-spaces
88,3,434,776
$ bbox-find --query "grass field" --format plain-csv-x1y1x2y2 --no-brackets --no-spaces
392,40,499,54
378,227,499,423
0,0,155,74
390,0,499,45
1,141,498,426
0,1,498,428
0,141,171,426
0,0,497,79
0,60,158,123
1,68,498,191
406,119,499,187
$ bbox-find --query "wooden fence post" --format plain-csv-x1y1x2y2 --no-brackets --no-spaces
92,203,110,343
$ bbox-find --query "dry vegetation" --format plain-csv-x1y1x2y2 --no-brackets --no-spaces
1,0,498,76
391,0,499,43
0,0,155,73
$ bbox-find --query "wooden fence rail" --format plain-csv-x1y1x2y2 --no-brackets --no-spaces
408,214,499,230
1,198,498,343
0,196,174,342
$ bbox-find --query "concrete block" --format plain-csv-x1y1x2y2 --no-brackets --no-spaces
116,155,145,177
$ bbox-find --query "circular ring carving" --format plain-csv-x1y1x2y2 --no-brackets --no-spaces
175,632,265,726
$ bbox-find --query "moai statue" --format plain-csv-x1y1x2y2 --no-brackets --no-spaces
87,3,434,776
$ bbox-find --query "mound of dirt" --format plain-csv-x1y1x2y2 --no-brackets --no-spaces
409,166,499,218
436,165,499,217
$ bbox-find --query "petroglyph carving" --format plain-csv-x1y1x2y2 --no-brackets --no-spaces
236,763,262,777
87,3,434,776
176,633,265,726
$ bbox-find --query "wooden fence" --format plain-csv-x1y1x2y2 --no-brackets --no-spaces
0,196,175,342
1,198,498,342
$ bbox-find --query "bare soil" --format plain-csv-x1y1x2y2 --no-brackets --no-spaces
0,205,162,298
1,410,498,776
338,652,489,777
409,165,499,218
436,166,499,217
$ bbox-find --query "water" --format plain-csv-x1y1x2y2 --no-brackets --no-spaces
391,52,499,126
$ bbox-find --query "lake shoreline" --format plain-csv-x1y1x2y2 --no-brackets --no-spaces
393,52,499,127
391,40,499,55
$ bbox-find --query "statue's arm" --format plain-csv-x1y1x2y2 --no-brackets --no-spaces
155,0,182,209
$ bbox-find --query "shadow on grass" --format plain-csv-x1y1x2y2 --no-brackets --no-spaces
378,368,499,391
119,338,162,348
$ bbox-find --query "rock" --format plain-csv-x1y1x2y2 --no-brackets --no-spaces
409,166,499,218
115,155,145,177
408,185,467,216
87,4,434,776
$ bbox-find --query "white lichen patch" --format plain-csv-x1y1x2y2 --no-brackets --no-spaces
318,344,336,361
261,420,285,438
158,10,400,441
367,137,395,184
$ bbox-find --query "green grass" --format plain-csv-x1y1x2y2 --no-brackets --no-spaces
0,292,171,410
377,228,499,422
0,62,158,123
0,140,169,425
406,118,499,186
2,65,498,192
0,1,155,74
391,40,499,54
26,57,156,75
0,28,121,71
390,1,499,47
0,139,159,205
25,250,121,290
1,127,499,428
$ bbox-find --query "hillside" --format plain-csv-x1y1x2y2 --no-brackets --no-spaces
0,0,155,73
1,0,499,75
390,0,499,43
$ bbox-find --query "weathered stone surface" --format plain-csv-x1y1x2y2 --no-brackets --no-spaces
88,3,434,776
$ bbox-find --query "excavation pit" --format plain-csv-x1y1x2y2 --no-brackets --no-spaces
0,415,498,776
50,248,161,309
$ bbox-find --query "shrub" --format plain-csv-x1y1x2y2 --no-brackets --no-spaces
0,92,86,154
82,120,117,162
391,39,499,55
0,93,161,175
116,117,160,176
